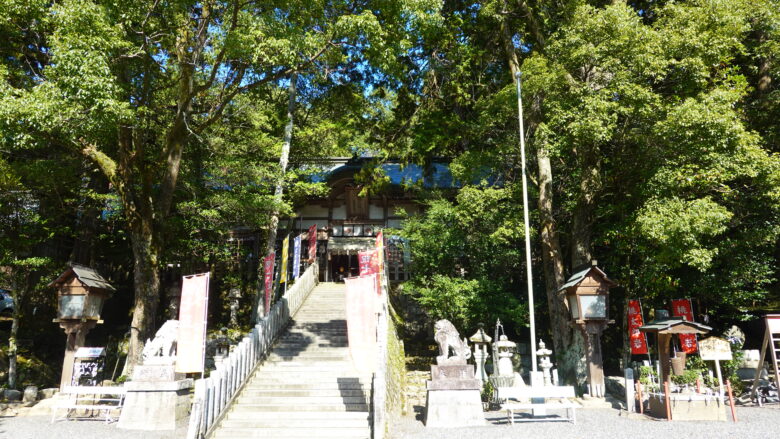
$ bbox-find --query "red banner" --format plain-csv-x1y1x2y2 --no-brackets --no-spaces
263,253,275,315
176,272,210,373
627,299,649,355
358,249,379,276
308,224,317,262
672,299,698,354
375,230,384,273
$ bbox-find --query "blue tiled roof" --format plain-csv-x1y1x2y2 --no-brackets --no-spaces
311,160,471,188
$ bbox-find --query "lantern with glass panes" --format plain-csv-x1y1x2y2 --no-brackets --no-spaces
51,264,114,321
49,264,115,389
558,260,616,398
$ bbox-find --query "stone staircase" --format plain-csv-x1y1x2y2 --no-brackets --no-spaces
210,282,372,439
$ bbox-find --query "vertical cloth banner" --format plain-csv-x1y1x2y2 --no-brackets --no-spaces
375,230,384,274
308,224,317,262
627,299,649,355
344,274,377,374
280,235,289,284
263,253,275,315
293,235,301,280
176,272,210,374
358,249,379,276
672,299,698,354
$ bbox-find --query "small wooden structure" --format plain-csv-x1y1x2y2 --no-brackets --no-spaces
638,316,711,385
750,314,780,399
50,264,115,321
558,261,616,397
49,264,115,389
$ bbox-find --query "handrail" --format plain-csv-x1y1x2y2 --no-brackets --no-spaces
186,263,319,439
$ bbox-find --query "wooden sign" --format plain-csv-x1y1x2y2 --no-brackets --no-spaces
698,336,732,361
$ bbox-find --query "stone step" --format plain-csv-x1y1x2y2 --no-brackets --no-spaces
226,410,370,421
237,396,370,405
228,403,369,413
212,427,369,439
272,344,349,350
246,380,370,390
281,336,347,342
268,350,350,357
207,282,373,438
286,330,347,336
261,362,357,369
219,418,370,429
266,356,350,362
240,389,368,397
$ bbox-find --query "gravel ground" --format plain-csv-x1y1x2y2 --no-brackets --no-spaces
0,415,187,439
389,406,780,439
1,405,777,438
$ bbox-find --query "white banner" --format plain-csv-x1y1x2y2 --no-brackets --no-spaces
176,272,210,374
344,274,377,374
293,235,301,280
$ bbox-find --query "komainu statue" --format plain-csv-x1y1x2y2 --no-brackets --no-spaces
142,320,179,364
434,319,471,365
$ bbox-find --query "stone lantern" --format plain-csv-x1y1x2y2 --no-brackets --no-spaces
494,335,517,377
469,324,492,384
558,260,616,398
49,264,115,389
537,340,554,386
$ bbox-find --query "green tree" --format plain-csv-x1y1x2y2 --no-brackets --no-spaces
0,0,441,371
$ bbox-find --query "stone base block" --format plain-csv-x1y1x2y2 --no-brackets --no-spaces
648,394,726,421
117,379,193,430
425,389,485,428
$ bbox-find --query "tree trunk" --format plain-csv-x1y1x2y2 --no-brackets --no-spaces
254,73,297,323
499,10,586,386
8,304,18,390
537,144,587,386
571,148,600,269
123,224,161,377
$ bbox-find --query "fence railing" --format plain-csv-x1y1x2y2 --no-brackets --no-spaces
186,263,319,439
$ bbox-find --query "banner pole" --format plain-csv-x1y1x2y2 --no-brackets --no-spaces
515,72,537,372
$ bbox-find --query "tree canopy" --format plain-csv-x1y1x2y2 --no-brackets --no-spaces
1,0,779,387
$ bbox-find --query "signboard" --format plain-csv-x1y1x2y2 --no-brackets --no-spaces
263,253,275,315
672,299,698,354
280,235,289,284
627,299,649,355
74,347,105,358
358,249,379,276
293,235,301,280
308,224,317,262
176,272,210,374
699,337,733,361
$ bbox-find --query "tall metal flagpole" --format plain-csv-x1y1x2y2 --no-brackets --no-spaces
516,71,537,372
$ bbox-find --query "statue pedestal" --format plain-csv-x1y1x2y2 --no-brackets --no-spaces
117,364,193,430
425,365,484,427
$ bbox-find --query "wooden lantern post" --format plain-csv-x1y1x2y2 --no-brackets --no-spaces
49,264,115,389
559,261,616,397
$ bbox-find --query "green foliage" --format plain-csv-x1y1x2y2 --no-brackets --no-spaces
398,186,527,331
638,365,658,390
671,369,702,387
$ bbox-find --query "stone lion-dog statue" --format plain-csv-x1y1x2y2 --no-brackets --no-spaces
141,319,179,364
434,319,471,365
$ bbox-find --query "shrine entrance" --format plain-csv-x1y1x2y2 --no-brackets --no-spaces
330,253,359,282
